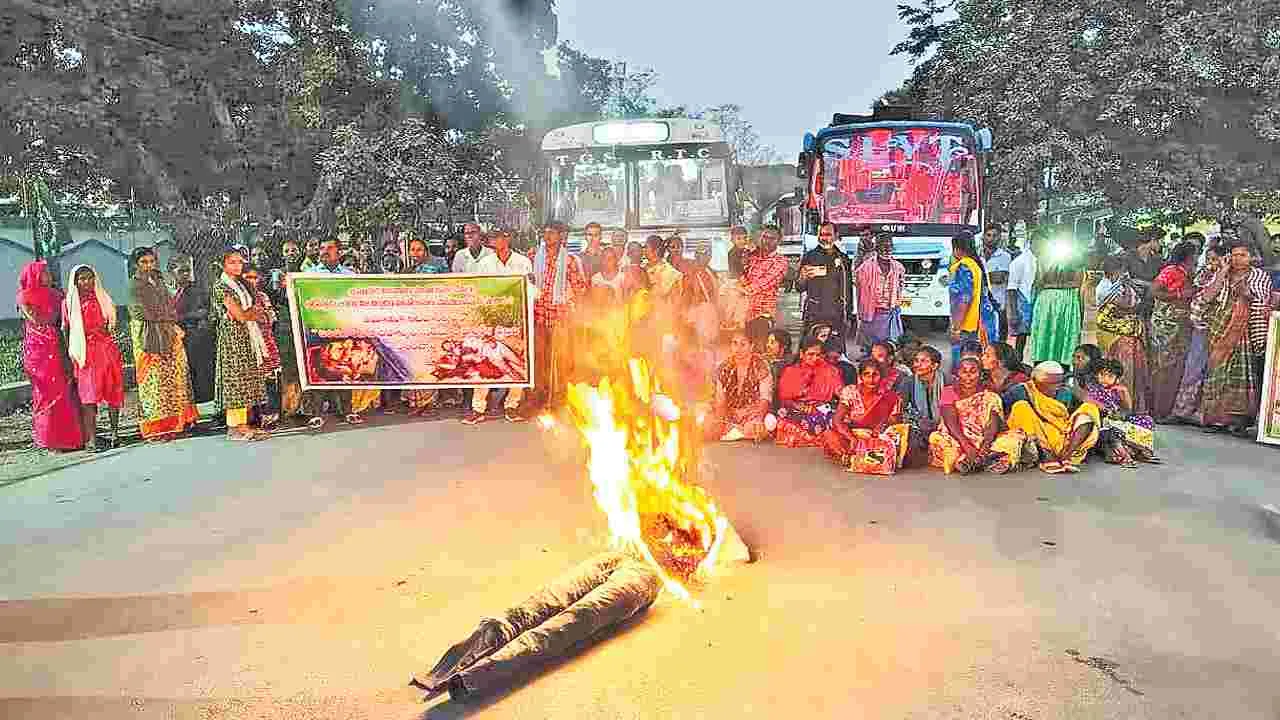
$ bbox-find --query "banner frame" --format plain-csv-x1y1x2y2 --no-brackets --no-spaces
285,272,536,392
1257,310,1280,446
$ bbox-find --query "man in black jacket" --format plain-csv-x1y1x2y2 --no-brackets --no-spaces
797,222,853,342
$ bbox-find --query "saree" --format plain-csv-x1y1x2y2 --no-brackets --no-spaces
17,261,83,450
774,360,844,447
1200,272,1259,426
1098,283,1151,414
1086,383,1156,463
706,354,772,441
1148,265,1192,418
1029,288,1082,366
129,273,198,438
821,385,909,474
928,389,1028,474
1005,382,1100,467
212,281,268,413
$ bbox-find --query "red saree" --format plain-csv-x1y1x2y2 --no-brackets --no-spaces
17,261,83,450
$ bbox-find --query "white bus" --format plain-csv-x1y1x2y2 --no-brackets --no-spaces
540,118,741,272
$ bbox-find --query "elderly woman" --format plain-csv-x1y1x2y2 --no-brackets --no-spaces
704,331,773,442
1171,244,1228,424
63,265,125,452
1004,361,1101,474
212,249,269,441
773,337,845,447
1148,242,1199,420
1199,239,1275,435
929,355,1031,474
820,359,910,474
16,260,83,451
1096,258,1151,413
128,247,199,442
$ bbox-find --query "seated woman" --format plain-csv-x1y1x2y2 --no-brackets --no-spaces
870,340,912,395
704,331,773,442
1086,359,1160,467
980,341,1029,395
821,359,911,474
929,356,1032,474
773,337,845,448
823,336,857,385
1004,361,1102,474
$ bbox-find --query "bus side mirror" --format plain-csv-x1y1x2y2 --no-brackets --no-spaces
797,152,810,178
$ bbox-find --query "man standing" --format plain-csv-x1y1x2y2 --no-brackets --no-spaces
854,231,906,346
727,225,751,279
580,222,606,279
467,229,537,424
1006,234,1038,362
741,225,789,346
798,222,852,342
982,223,1013,342
451,222,493,274
298,238,360,428
301,238,321,271
531,222,587,412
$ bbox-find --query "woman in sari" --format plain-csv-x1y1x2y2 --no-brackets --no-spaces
1004,361,1101,474
704,330,773,442
1095,259,1151,414
16,260,83,451
980,342,1028,395
211,249,270,441
63,265,125,452
773,337,845,447
1148,242,1198,421
1172,244,1227,424
870,340,912,395
821,359,910,474
1199,239,1275,435
1028,226,1085,366
128,247,199,442
929,356,1031,474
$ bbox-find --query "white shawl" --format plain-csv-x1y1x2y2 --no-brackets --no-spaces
220,272,268,366
63,264,117,369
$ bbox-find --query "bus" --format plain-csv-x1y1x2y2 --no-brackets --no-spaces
540,118,741,272
796,107,994,321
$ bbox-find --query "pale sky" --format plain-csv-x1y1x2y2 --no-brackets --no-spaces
552,0,914,163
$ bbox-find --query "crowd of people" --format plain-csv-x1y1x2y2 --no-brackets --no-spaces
13,215,1280,477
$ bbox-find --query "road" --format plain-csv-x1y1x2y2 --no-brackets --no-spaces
2,391,1280,719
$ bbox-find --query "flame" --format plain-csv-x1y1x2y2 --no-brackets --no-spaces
566,356,732,604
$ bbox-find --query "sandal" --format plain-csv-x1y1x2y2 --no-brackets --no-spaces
307,416,326,431
344,414,365,425
1039,460,1065,474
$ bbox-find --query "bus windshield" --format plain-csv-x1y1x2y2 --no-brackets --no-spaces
548,160,627,228
636,157,730,226
819,127,979,227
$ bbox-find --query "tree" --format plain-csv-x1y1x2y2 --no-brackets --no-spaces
604,67,661,119
890,0,1280,220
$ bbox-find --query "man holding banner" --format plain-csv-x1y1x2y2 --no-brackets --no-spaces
466,229,538,424
298,238,359,428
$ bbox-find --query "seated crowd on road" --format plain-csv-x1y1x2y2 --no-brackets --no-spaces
14,215,1280,477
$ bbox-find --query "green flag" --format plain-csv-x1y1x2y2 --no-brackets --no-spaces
21,176,60,259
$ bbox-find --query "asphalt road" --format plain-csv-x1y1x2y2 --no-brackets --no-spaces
1,293,1279,719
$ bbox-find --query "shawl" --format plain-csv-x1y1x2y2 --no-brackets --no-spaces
220,272,269,366
856,254,905,322
838,384,901,431
63,265,117,369
129,270,179,354
910,370,945,423
16,260,60,319
533,243,570,305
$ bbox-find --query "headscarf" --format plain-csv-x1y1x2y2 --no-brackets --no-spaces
128,262,179,355
219,272,269,366
1031,361,1065,381
15,260,59,318
63,264,117,369
533,241,570,305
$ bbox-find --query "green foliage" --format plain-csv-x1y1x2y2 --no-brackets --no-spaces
471,302,520,329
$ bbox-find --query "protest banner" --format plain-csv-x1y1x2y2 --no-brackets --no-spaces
286,274,534,391
1258,311,1280,446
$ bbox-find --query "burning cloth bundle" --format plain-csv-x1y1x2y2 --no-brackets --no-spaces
412,552,660,701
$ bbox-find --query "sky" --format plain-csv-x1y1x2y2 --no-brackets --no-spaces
552,0,914,163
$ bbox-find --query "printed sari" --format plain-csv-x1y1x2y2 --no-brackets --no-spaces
1005,381,1101,469
1097,281,1150,414
1148,264,1192,418
821,384,909,474
774,359,844,447
129,272,199,439
16,261,83,450
928,389,1028,474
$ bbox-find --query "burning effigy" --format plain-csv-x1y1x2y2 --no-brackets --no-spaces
413,292,749,702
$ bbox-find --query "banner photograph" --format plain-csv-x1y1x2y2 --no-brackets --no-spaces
286,274,534,390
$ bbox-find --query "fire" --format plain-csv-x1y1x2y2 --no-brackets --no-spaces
566,357,738,603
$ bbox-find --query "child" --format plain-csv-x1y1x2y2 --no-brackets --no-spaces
1087,359,1160,466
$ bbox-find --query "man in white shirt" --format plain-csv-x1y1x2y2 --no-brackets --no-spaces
451,222,494,274
1005,237,1038,361
981,223,1013,341
466,229,536,424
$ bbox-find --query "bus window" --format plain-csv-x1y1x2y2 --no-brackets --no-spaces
637,157,729,226
548,161,626,229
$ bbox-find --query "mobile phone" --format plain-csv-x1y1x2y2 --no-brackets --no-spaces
805,265,828,277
